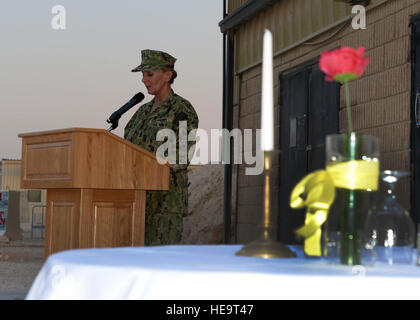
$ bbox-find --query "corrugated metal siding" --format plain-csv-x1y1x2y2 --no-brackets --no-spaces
234,0,386,73
228,0,249,14
1,160,21,190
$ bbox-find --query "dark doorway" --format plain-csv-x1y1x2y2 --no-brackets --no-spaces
278,59,340,244
410,14,420,227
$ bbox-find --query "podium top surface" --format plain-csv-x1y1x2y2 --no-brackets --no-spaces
19,127,170,167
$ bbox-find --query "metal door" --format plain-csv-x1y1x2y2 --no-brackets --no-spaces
279,59,340,244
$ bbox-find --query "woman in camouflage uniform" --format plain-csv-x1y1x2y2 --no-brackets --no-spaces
124,49,199,245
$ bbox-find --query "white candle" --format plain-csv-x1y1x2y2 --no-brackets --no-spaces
261,29,274,151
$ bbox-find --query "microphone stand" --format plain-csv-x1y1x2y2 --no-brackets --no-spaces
106,118,119,132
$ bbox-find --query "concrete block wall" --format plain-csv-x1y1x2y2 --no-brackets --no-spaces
235,0,420,243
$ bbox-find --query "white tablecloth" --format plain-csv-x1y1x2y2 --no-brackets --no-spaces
26,245,420,300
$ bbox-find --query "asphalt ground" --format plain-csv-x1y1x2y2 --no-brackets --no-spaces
0,238,44,300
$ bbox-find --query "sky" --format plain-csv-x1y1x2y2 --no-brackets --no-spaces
0,0,223,162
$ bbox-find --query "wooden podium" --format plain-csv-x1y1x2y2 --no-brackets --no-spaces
18,128,170,259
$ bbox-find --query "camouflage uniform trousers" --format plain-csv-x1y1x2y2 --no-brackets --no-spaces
145,168,188,245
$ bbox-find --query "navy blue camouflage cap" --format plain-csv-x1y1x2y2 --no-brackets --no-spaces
131,49,177,72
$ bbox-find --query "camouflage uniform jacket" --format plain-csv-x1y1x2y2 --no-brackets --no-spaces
124,89,199,245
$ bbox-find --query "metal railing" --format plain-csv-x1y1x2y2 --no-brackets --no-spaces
31,205,46,239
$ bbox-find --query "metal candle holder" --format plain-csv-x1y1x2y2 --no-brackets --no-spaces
236,150,296,258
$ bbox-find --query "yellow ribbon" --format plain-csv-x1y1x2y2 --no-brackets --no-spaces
290,160,379,257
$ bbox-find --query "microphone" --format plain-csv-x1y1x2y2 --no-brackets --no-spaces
106,92,145,131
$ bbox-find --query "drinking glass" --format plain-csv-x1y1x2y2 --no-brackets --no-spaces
363,171,415,265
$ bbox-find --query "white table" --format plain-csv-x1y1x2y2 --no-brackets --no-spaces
26,245,420,300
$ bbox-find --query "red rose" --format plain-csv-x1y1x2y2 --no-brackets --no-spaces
319,46,369,83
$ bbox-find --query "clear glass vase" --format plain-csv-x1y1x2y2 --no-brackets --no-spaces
324,132,379,265
363,171,415,265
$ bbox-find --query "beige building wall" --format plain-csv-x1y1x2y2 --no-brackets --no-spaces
1,159,21,190
0,159,46,232
232,0,418,243
228,0,248,13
